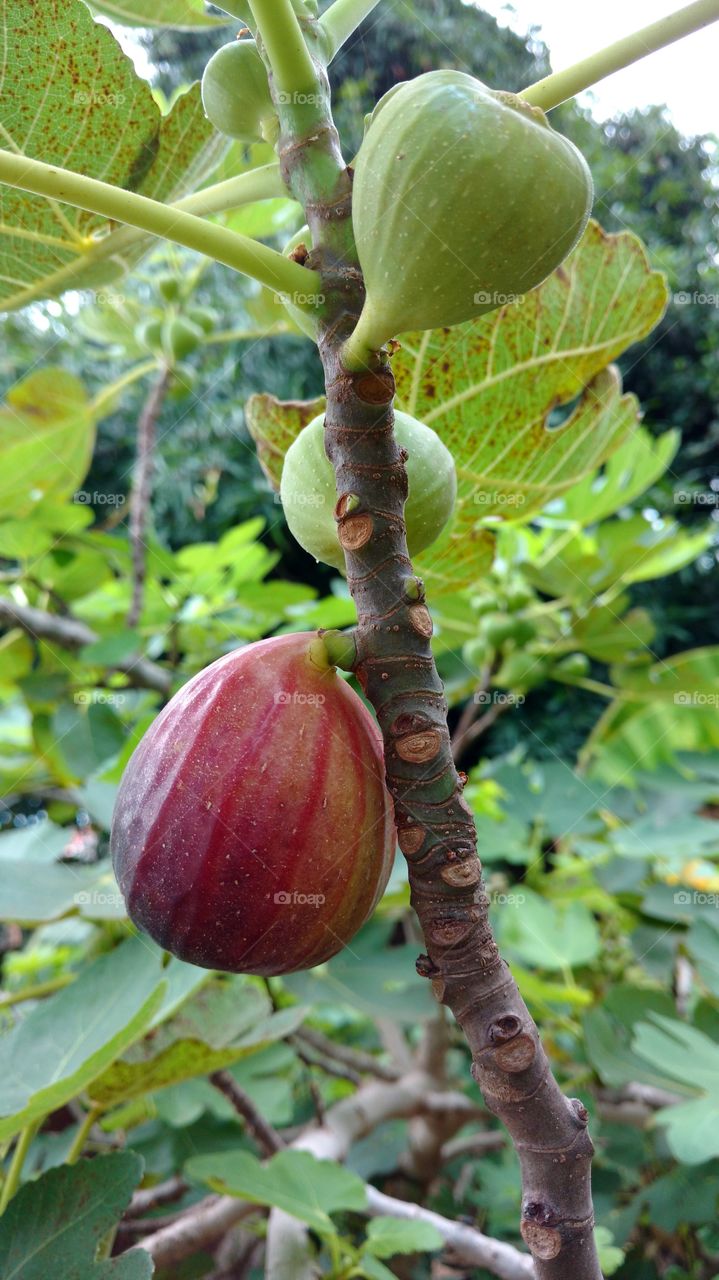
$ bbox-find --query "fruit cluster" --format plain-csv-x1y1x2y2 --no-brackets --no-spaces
111,633,395,975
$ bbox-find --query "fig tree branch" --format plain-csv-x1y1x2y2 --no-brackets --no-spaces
133,1072,480,1270
0,599,171,694
265,11,602,1277
293,1025,401,1080
127,367,171,629
521,0,719,111
0,149,319,299
365,1186,535,1280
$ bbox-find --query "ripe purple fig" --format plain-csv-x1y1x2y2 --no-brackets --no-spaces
111,633,396,976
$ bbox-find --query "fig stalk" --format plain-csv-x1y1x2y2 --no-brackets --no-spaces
251,5,602,1273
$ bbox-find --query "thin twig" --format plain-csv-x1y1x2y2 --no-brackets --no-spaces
0,599,171,694
293,1026,401,1081
127,366,171,629
292,1040,361,1085
126,1176,189,1219
209,1071,284,1155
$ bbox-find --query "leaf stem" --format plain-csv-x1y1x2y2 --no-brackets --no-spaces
90,359,159,420
0,149,319,297
0,974,74,1009
248,0,318,92
521,0,719,111
66,1106,103,1166
320,0,383,57
0,1121,40,1212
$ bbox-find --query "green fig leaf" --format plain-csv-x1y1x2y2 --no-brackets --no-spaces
0,0,225,311
0,371,94,518
0,937,167,1142
186,1148,367,1233
0,1152,151,1280
89,0,229,27
550,426,680,525
392,222,668,544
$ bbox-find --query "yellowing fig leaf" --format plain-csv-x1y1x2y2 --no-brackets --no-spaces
0,370,94,517
88,0,229,27
393,222,668,526
0,1,224,311
245,393,326,489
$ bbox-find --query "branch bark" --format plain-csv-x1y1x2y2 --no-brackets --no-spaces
127,366,171,629
265,13,602,1278
132,1072,479,1273
365,1186,535,1280
0,599,171,694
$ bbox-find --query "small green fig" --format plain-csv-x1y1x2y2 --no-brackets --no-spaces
463,638,491,670
280,411,457,570
494,650,548,691
481,613,537,649
554,652,590,678
157,273,181,304
201,39,277,143
135,317,163,353
186,305,219,336
162,317,203,364
348,70,593,357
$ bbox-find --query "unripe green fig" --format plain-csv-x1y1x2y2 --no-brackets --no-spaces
157,273,181,304
162,316,203,364
505,584,534,612
470,592,500,617
201,40,277,143
463,638,490,670
111,633,395,975
349,71,593,356
280,411,457,570
481,613,537,649
554,652,590,678
135,317,163,353
494,650,548,691
186,305,219,336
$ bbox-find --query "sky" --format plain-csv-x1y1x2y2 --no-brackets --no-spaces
477,0,719,138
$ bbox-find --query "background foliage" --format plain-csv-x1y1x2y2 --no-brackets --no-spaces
0,2,718,1277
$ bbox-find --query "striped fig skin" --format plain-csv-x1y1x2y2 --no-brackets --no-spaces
111,633,396,976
